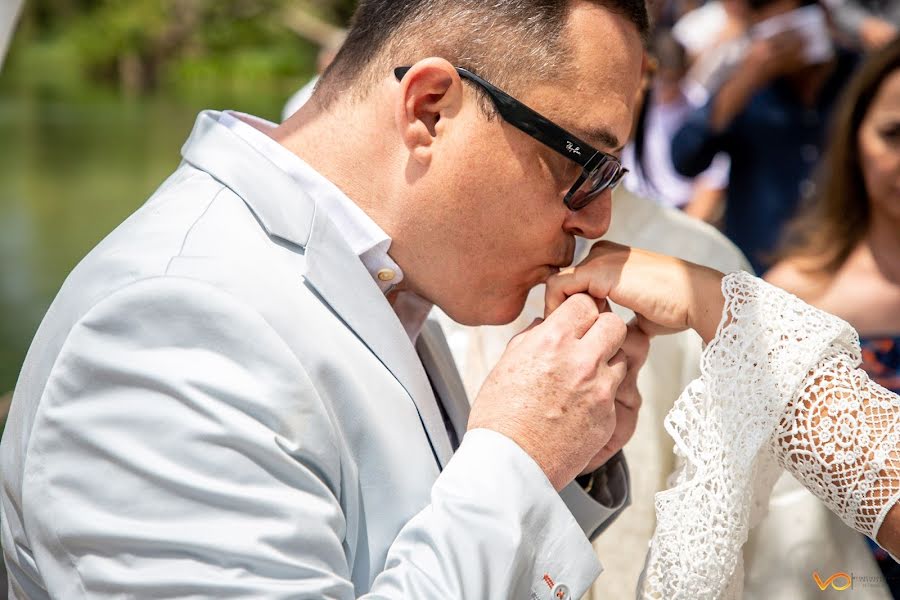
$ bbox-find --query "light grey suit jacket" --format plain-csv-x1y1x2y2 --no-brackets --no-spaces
0,111,628,599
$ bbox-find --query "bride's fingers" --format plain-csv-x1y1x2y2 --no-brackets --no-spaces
545,243,633,318
544,265,612,318
586,239,633,259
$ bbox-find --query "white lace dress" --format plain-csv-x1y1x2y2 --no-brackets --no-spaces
640,271,900,599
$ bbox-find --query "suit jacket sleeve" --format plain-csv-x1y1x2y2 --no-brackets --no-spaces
26,277,601,600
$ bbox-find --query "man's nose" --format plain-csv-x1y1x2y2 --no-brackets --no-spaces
562,190,613,240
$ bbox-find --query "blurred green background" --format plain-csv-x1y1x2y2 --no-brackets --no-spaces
0,0,358,401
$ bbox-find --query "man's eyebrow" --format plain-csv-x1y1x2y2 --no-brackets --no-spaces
571,125,622,152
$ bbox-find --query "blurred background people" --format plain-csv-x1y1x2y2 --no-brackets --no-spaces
674,0,749,57
651,0,697,28
671,0,859,274
672,0,734,52
767,36,900,597
622,29,730,222
673,0,751,102
823,0,899,51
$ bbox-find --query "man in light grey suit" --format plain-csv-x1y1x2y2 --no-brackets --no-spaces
0,1,649,598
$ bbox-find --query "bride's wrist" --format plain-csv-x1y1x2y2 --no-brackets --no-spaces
687,267,726,344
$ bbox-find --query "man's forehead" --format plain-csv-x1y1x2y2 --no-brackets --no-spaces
528,87,633,153
511,80,630,151
553,0,644,150
483,1,642,154
558,78,638,153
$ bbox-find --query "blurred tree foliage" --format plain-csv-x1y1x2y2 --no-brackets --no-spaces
4,0,359,96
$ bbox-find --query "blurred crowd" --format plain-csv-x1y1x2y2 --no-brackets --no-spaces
632,0,897,275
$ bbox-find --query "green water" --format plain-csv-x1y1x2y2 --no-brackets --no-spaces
0,81,295,395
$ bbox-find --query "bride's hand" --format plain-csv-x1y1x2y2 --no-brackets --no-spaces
545,241,727,343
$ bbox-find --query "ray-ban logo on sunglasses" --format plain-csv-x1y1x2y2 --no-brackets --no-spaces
565,141,581,156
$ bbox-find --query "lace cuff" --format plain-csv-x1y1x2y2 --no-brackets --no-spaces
773,348,900,543
639,271,899,599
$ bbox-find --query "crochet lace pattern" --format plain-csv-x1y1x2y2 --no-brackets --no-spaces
639,271,900,599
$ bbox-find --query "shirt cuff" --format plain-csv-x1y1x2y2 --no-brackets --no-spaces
456,429,602,600
560,451,631,540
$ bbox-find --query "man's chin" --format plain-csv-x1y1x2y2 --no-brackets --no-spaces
440,294,528,327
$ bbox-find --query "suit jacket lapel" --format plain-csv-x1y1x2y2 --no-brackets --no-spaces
303,215,454,468
180,110,454,470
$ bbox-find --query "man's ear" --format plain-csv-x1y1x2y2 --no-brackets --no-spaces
393,57,464,165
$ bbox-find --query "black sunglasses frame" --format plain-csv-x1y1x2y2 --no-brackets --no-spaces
394,66,627,211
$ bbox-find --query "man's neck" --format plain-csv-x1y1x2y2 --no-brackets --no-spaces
273,104,379,211
270,100,421,300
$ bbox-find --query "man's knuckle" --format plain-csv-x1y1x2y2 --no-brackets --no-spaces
598,312,627,336
543,327,567,349
632,391,643,410
594,382,615,405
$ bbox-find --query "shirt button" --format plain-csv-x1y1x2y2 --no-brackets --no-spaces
377,268,396,282
551,583,570,600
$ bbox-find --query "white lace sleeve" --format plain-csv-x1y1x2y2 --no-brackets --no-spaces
639,271,900,599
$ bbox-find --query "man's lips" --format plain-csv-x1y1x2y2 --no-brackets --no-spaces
535,244,576,284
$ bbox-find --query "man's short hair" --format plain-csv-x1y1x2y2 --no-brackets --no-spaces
314,0,650,109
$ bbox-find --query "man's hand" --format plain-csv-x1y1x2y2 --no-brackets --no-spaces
579,320,649,475
467,293,628,492
545,241,726,344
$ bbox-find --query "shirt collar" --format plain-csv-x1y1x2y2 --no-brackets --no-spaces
219,111,402,293
218,111,433,340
